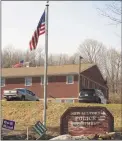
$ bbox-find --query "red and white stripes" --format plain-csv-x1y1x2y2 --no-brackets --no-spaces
29,22,45,51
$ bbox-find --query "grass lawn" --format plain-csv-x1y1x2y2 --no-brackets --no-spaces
1,102,122,136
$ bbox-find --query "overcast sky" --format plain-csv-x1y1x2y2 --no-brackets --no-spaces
2,1,121,55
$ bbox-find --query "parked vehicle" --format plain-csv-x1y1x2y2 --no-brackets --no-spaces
78,89,107,104
3,88,40,101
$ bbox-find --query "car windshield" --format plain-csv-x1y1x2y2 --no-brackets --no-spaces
80,89,95,97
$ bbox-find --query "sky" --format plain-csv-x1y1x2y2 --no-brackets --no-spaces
2,1,121,55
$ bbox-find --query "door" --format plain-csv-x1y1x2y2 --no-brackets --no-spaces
25,90,32,101
28,90,36,101
17,89,26,99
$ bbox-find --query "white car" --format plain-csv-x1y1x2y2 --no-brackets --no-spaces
3,88,40,101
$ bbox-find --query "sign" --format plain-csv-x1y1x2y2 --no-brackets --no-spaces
60,107,114,136
33,121,47,137
2,119,15,130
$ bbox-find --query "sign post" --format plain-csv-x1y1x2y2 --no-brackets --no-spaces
26,127,29,140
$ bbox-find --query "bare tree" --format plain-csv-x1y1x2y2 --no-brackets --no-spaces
24,50,37,67
2,45,44,68
48,53,69,66
48,53,87,66
103,48,121,93
34,46,44,66
2,45,25,68
96,1,121,94
60,54,69,65
78,39,106,65
48,54,54,66
78,39,107,80
48,54,58,65
58,54,70,65
78,39,121,94
68,53,79,64
97,1,121,25
58,54,64,65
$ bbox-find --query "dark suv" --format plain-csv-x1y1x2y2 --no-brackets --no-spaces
78,89,101,103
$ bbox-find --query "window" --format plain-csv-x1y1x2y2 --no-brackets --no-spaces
26,90,30,94
55,99,62,103
65,99,74,103
16,89,25,94
0,77,5,87
28,90,35,96
66,75,74,84
25,77,32,86
80,89,96,97
40,76,48,85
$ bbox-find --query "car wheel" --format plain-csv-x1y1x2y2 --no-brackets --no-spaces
21,96,25,101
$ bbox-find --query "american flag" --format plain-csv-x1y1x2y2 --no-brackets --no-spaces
29,10,45,51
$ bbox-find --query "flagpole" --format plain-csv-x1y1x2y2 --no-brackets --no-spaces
43,0,49,127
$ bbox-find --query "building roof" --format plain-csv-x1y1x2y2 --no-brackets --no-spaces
1,63,95,78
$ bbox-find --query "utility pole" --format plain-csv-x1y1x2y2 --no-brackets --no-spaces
78,56,83,95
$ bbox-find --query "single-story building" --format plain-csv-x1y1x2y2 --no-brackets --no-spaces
1,63,108,102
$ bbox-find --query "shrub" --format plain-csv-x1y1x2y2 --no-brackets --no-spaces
108,93,121,104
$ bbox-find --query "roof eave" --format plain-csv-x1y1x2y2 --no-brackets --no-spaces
2,72,79,78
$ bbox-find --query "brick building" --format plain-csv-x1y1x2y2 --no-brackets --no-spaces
1,63,108,102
